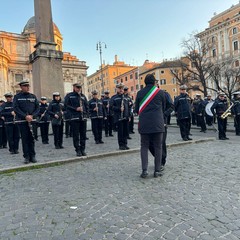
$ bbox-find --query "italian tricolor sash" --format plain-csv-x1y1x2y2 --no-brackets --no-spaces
139,86,160,115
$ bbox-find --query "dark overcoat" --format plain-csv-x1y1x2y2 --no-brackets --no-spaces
135,84,166,134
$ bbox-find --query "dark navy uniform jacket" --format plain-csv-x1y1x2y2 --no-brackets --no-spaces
38,103,50,123
13,92,39,121
163,91,174,124
47,100,64,118
88,98,106,119
232,99,240,115
0,101,14,123
110,93,130,123
64,92,88,120
174,93,192,120
102,97,113,116
210,98,228,117
195,99,206,115
135,84,166,134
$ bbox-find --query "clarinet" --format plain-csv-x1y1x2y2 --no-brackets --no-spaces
96,99,99,118
79,93,87,121
119,95,125,121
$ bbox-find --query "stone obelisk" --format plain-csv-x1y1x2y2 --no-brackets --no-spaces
29,0,64,100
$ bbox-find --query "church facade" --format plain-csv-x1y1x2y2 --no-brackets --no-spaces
0,17,88,99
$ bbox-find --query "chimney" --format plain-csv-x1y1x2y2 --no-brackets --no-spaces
115,55,118,63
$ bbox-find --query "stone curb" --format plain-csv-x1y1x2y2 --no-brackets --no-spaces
0,137,215,174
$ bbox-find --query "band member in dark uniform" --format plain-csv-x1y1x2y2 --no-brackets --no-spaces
135,74,166,178
204,94,214,126
102,90,114,137
13,80,39,163
123,86,134,139
89,90,106,144
0,99,7,149
232,91,240,136
64,83,88,157
48,92,64,149
64,109,72,138
0,93,20,154
195,94,207,133
211,92,229,140
111,83,130,150
174,85,192,141
38,96,50,144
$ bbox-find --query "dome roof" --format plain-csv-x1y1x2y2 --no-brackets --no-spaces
22,16,61,36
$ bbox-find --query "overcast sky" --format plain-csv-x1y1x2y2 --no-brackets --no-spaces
0,0,239,74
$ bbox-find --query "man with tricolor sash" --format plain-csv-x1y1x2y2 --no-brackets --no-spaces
135,74,166,178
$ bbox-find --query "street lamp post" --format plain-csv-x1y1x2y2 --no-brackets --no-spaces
96,41,107,94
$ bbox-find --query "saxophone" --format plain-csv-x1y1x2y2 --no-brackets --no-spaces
119,95,125,121
220,103,234,119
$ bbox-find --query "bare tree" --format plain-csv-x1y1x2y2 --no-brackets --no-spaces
208,58,240,99
171,33,215,96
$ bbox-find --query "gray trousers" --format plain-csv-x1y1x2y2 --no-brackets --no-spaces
140,132,163,172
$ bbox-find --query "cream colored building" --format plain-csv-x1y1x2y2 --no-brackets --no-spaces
0,17,88,99
196,3,240,93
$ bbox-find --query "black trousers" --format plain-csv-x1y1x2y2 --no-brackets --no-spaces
32,122,38,140
197,115,206,131
235,115,240,135
52,122,64,147
71,120,86,152
129,115,134,132
65,120,72,137
205,114,213,126
0,126,7,147
191,112,196,125
117,119,128,147
178,118,191,139
141,132,163,172
39,122,49,143
18,123,35,159
217,117,227,139
149,127,167,166
104,115,113,135
5,124,20,152
91,118,103,142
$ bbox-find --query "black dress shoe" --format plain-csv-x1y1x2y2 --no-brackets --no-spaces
187,137,193,140
81,149,87,156
59,145,64,149
30,156,37,163
124,146,130,150
109,134,114,137
85,137,89,140
127,136,132,139
105,134,109,137
95,141,99,144
3,145,7,148
224,137,229,140
219,137,226,140
154,171,162,178
76,151,82,157
183,138,188,141
24,158,30,164
140,170,148,178
10,151,15,154
99,140,104,144
55,145,60,149
119,146,126,150
14,150,19,154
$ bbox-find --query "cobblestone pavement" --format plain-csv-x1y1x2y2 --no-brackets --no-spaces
0,125,240,239
0,120,222,170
